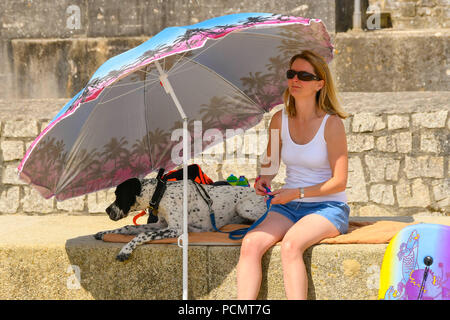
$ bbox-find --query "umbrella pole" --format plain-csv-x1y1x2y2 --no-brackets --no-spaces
182,118,188,300
155,60,189,300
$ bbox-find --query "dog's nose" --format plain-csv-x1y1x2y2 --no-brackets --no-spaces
106,206,112,215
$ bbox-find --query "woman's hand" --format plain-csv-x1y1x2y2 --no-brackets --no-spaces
269,188,299,205
254,176,273,196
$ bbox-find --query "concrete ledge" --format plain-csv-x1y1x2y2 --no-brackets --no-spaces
2,28,449,99
1,214,449,299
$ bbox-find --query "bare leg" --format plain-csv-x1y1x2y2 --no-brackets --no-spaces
237,212,293,299
280,214,340,300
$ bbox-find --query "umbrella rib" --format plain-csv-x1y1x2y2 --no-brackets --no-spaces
167,33,229,75
166,49,192,75
166,28,303,76
228,30,303,42
55,75,160,192
166,54,264,112
100,77,157,90
55,83,114,193
143,65,154,176
96,78,160,106
134,67,160,81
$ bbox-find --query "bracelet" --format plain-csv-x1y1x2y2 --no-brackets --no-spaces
298,187,305,199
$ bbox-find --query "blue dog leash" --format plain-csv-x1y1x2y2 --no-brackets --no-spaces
207,185,274,240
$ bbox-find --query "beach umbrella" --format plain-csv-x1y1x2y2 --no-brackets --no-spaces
17,12,334,299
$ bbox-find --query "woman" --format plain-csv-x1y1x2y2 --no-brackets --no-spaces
237,50,350,300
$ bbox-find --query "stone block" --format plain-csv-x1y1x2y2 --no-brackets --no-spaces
189,157,220,182
0,0,86,39
56,196,86,212
376,132,412,153
352,113,386,132
342,117,351,133
396,178,431,208
420,131,442,153
10,37,147,99
404,156,444,179
369,184,395,205
347,135,374,152
3,120,39,138
40,120,53,133
2,163,26,185
0,186,20,214
242,129,262,162
87,189,115,214
271,162,287,187
334,31,449,92
86,0,150,37
0,140,24,161
21,186,54,213
257,128,270,157
395,132,413,153
201,146,225,166
224,129,260,164
347,157,368,202
432,179,449,209
375,136,396,153
398,2,416,17
387,114,410,130
358,204,396,217
412,110,448,128
252,117,267,131
365,156,400,183
220,158,258,181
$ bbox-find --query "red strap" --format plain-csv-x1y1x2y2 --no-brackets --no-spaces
199,171,206,184
133,210,147,226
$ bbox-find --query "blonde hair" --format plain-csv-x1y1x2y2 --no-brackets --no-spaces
283,50,349,119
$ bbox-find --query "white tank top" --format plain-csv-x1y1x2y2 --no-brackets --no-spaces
280,108,347,203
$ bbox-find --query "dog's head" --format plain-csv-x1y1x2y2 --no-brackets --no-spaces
106,178,143,221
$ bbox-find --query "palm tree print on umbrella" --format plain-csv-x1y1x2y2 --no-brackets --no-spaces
19,13,334,201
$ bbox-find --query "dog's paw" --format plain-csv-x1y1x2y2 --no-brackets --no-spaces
93,232,105,240
116,252,131,262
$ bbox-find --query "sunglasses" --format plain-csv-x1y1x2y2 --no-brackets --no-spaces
286,69,321,81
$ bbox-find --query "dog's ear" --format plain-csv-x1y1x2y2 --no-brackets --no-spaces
128,178,142,196
114,178,142,216
116,178,142,196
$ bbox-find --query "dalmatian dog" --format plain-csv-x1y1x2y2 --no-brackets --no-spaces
94,178,267,261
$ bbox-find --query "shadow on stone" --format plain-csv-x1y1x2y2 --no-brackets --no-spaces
65,235,240,299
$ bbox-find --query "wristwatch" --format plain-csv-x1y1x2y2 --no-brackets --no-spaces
298,187,305,199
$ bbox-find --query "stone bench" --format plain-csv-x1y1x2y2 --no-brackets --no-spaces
1,214,448,299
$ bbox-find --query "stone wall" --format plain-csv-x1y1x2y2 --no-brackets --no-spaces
0,0,337,100
0,0,336,39
368,0,449,29
1,1,449,100
1,92,448,217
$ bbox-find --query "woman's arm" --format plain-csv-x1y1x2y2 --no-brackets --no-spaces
255,110,282,195
270,114,348,204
